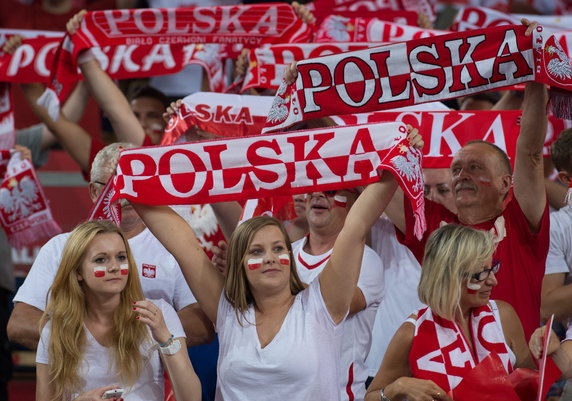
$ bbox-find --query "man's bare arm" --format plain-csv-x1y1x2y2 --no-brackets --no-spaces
177,303,215,348
7,302,43,350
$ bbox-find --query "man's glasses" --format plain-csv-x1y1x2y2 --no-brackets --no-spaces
470,260,501,282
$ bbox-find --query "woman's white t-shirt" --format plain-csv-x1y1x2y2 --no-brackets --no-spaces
36,299,185,401
215,279,345,401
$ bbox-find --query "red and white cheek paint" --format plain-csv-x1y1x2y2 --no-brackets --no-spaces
334,195,347,208
278,253,290,266
94,266,107,278
467,281,482,294
120,264,129,275
247,258,263,270
477,176,493,186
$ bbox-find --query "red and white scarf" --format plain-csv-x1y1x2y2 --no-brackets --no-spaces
409,304,513,394
161,92,274,145
263,25,572,133
243,42,387,92
316,15,442,43
101,122,426,239
332,110,570,167
451,6,572,33
0,153,61,248
39,4,312,118
0,30,228,91
307,0,435,23
0,83,15,151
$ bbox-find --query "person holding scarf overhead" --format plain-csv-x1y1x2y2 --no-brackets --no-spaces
365,224,536,401
132,128,423,401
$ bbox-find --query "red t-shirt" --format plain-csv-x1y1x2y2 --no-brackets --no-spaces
398,196,549,340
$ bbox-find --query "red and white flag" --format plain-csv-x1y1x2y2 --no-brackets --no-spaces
105,122,426,238
161,92,274,144
263,25,572,133
0,153,61,248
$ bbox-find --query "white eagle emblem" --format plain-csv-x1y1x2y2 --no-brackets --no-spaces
0,176,40,221
193,44,221,70
322,16,351,42
546,41,572,80
267,82,290,123
390,147,423,192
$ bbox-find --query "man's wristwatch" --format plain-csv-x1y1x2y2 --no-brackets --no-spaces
379,388,391,401
159,337,181,355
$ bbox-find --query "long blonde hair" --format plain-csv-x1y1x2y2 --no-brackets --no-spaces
40,221,147,401
418,224,495,321
224,216,305,325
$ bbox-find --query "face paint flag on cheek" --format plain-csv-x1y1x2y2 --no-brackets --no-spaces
94,266,107,278
467,281,481,294
120,264,129,276
278,254,290,266
334,195,347,208
248,258,263,270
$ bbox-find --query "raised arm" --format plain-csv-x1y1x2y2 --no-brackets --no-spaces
21,82,92,172
68,10,146,146
79,58,146,145
132,204,224,324
512,20,548,231
319,173,398,323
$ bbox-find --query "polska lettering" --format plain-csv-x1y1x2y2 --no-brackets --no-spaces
264,25,572,133
244,43,387,90
115,122,407,204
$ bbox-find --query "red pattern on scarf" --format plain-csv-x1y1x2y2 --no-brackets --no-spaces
0,153,61,248
409,304,512,394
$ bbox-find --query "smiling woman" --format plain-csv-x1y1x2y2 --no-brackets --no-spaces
365,224,536,401
35,220,201,401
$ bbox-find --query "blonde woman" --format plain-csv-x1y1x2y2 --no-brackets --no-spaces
132,130,422,400
365,224,536,401
35,221,200,401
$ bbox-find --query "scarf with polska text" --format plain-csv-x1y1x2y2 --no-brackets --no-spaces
316,15,443,43
331,110,571,167
38,4,313,119
409,304,513,394
0,153,61,248
161,92,274,145
263,24,572,134
307,0,435,24
96,122,427,239
244,42,387,92
0,31,228,92
451,6,572,33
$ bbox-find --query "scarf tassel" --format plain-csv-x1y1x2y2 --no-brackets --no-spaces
8,218,61,249
549,87,572,121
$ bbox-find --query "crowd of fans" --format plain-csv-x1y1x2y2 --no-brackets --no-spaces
2,0,572,401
